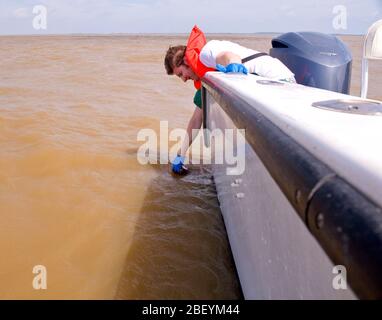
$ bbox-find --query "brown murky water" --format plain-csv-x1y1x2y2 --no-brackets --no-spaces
0,34,380,299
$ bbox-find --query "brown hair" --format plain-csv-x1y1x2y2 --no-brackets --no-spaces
164,45,186,75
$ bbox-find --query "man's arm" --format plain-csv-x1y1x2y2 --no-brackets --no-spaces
215,51,248,74
179,107,203,157
215,51,242,66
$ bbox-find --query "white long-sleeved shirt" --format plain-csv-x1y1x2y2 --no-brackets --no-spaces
200,40,295,80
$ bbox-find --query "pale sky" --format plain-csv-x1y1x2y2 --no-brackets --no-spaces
0,0,381,35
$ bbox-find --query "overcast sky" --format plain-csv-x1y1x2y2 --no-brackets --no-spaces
0,0,381,35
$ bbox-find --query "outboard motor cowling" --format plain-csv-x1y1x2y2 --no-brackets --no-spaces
270,32,352,94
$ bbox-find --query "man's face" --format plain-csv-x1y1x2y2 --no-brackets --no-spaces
173,64,199,82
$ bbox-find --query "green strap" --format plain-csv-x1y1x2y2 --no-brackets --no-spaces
193,89,202,109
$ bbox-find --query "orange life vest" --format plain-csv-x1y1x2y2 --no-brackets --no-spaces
185,25,215,90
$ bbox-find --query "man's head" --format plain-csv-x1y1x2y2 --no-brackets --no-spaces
164,45,199,82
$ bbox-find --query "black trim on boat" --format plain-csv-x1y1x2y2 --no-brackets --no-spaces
202,77,382,299
241,52,268,63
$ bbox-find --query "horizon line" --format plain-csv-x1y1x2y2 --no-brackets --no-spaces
0,31,364,37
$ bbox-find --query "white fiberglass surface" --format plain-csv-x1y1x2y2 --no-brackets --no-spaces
204,72,382,207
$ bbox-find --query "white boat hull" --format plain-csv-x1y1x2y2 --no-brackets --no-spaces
203,72,382,299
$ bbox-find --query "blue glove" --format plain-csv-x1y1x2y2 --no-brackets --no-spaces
171,155,186,174
216,63,248,74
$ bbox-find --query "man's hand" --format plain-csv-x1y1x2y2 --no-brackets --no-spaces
171,155,188,175
216,63,248,74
